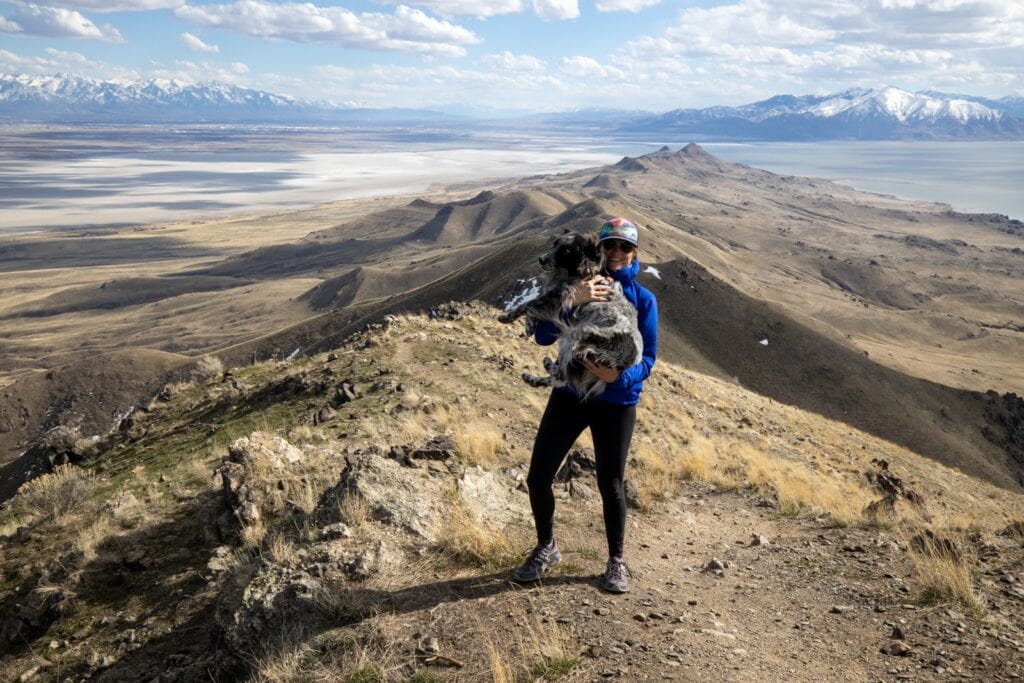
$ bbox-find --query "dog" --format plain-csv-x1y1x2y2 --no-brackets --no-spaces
499,231,643,398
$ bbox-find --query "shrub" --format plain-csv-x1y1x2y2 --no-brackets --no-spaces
191,354,224,383
14,465,99,520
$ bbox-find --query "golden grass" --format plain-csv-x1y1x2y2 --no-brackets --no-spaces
74,514,117,563
453,419,504,466
263,531,297,566
904,529,986,618
484,612,581,682
435,500,520,571
337,494,373,534
241,517,269,550
12,465,100,521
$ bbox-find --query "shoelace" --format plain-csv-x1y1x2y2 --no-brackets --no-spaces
607,560,630,580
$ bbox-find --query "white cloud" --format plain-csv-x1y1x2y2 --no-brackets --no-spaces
377,0,580,19
595,0,662,11
382,1,524,19
595,0,1024,105
311,60,569,108
145,59,253,85
25,0,184,11
532,0,579,20
180,31,219,53
0,4,124,41
175,1,479,56
0,46,139,79
559,55,626,79
480,51,546,72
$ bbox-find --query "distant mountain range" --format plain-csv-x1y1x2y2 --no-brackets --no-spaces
2,73,1022,140
0,73,447,124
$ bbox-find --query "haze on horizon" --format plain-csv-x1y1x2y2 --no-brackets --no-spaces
0,0,1022,112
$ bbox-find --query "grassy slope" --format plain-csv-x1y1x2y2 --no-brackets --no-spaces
1,310,1022,680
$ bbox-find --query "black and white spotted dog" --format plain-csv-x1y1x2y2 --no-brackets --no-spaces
499,232,643,398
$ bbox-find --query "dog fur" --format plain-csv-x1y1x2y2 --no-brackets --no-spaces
499,231,643,398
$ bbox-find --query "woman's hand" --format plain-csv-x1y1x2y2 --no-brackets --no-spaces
572,276,612,306
583,360,619,384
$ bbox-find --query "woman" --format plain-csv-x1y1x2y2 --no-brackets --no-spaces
512,217,658,593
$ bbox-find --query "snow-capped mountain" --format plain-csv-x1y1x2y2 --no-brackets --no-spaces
1,75,1021,140
620,86,1024,140
0,73,443,123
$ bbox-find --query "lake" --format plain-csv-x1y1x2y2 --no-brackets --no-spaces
1,125,1022,233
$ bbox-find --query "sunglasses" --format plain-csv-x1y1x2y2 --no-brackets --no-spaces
602,239,635,253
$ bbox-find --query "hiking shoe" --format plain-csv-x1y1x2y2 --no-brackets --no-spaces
602,556,630,593
511,540,561,583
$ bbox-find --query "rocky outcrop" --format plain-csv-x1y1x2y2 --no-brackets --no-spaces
209,433,305,540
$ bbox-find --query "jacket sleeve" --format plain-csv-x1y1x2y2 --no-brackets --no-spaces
608,291,658,391
533,319,561,346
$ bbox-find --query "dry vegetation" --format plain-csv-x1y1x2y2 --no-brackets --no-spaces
2,307,1023,682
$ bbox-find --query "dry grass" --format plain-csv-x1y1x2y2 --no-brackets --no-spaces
337,493,373,534
263,531,297,566
11,465,100,521
74,513,117,563
904,529,986,618
435,499,520,571
453,419,504,466
241,517,269,550
485,612,581,682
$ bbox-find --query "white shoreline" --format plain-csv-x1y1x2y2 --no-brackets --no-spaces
0,147,619,234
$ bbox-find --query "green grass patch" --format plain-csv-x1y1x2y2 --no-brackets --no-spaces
529,655,582,679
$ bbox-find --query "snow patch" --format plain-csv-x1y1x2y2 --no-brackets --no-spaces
644,265,661,280
503,277,540,311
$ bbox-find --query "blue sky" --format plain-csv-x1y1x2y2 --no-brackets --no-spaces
1,0,1022,110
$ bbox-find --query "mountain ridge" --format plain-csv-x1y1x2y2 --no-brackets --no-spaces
2,73,1022,139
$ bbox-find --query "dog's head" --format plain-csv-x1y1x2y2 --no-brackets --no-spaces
539,231,604,279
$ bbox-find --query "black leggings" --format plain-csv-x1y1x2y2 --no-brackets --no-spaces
526,389,637,559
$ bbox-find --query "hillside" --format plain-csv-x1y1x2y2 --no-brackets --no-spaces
2,144,1023,498
2,309,1023,682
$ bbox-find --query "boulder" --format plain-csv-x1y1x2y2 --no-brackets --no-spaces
457,466,529,526
325,453,448,540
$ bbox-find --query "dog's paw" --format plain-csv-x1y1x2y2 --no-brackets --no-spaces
522,372,552,388
542,356,556,372
497,311,515,324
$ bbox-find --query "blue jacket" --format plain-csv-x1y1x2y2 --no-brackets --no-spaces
534,258,658,405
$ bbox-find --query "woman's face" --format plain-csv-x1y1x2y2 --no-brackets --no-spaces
602,239,636,271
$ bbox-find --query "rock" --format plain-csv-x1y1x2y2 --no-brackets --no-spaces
313,406,337,425
569,479,595,500
216,562,325,657
457,467,528,526
830,605,853,614
700,628,737,641
323,452,448,540
321,523,352,541
751,534,770,547
703,558,727,572
330,382,359,408
624,480,642,509
891,625,906,640
881,640,912,656
554,448,596,483
104,491,142,522
347,540,402,580
228,433,302,468
411,434,457,460
207,546,234,574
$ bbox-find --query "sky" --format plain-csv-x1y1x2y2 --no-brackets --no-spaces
0,0,1022,111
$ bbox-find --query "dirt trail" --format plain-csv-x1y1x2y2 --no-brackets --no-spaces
380,481,1023,681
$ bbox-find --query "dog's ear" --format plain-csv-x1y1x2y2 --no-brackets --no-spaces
584,235,602,262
